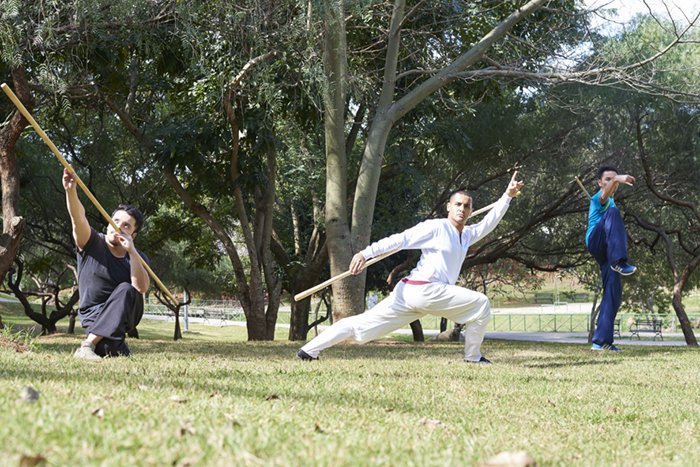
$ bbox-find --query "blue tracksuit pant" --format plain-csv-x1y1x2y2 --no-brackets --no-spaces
587,206,628,345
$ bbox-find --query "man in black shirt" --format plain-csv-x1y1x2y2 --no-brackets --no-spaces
63,168,150,360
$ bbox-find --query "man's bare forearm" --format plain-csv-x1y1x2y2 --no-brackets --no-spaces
130,255,150,294
65,187,91,249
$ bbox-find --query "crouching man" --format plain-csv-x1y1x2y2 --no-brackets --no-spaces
63,168,149,360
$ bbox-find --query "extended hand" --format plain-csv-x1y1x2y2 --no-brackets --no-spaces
616,174,635,186
506,171,525,198
115,232,136,253
349,253,367,275
62,168,77,191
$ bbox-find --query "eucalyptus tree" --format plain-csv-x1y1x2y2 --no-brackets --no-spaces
0,66,30,285
555,17,700,345
626,105,700,346
274,125,329,340
1,0,326,340
0,0,215,326
314,0,700,321
316,0,584,319
91,0,325,339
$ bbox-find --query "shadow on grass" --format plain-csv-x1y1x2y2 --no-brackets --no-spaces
4,334,694,418
11,337,467,362
29,331,684,360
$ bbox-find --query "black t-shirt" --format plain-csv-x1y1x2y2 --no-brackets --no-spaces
77,228,149,311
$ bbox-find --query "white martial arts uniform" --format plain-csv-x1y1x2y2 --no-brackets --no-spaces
301,193,513,362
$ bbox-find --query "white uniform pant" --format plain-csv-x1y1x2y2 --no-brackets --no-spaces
301,281,491,362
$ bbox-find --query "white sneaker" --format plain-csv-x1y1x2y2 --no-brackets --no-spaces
74,340,102,361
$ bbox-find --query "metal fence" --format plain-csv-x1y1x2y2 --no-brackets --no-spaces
144,298,700,334
144,298,246,326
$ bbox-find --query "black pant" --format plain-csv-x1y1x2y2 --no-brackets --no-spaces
78,283,144,353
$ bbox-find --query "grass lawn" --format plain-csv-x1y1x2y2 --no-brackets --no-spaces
1,304,699,466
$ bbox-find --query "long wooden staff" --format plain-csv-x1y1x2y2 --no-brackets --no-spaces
574,176,592,199
293,198,502,302
1,82,178,306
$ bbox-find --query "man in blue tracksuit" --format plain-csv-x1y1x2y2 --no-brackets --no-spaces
586,166,637,351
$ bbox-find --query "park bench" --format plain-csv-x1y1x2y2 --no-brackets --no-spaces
561,291,590,302
534,292,555,305
630,315,663,340
573,292,590,302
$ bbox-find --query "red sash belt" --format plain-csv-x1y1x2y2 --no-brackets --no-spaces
401,278,432,285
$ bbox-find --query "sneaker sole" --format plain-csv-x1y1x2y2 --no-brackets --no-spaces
611,267,636,276
591,345,622,352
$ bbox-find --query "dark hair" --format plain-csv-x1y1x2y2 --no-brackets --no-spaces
447,188,472,206
111,204,144,234
596,165,618,180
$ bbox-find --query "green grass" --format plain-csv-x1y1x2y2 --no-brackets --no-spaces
1,303,699,466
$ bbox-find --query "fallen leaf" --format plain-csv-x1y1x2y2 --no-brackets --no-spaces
91,407,105,419
18,386,40,403
481,450,536,467
223,413,242,427
0,336,30,353
607,406,619,414
178,423,196,437
418,417,446,429
19,454,47,467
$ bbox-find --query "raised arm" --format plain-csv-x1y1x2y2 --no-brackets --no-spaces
600,173,635,204
506,171,525,198
468,171,524,244
63,168,91,250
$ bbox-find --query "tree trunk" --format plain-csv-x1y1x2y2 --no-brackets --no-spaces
322,1,363,321
0,67,31,284
289,298,311,341
588,291,599,344
671,258,700,346
173,312,182,340
0,217,24,284
409,320,424,342
7,268,54,334
259,146,282,340
68,313,77,333
671,289,697,346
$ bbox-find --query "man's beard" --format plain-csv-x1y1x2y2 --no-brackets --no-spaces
106,232,119,247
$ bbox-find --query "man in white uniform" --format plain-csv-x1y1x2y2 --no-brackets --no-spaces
298,173,524,364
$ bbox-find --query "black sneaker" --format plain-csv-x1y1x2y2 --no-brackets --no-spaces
465,356,492,365
297,349,318,361
95,339,131,357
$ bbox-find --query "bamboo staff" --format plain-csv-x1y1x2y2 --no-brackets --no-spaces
574,176,591,199
293,198,502,302
1,82,178,306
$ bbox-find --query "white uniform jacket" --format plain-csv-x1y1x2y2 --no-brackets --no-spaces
360,194,512,285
